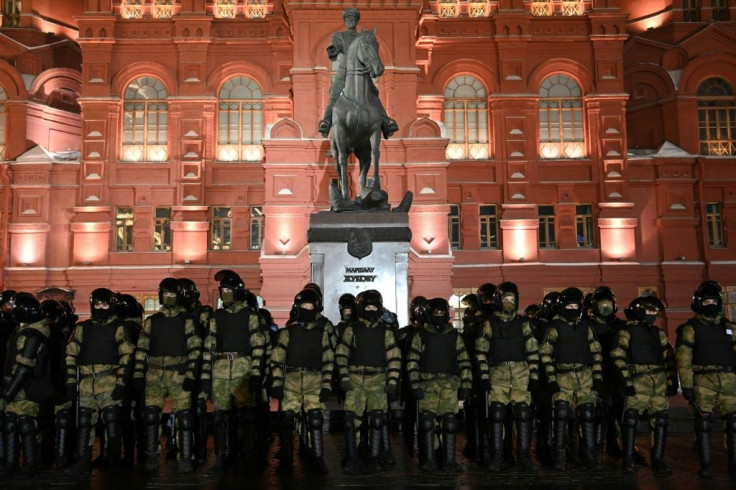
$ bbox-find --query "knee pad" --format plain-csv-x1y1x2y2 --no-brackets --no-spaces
695,411,712,432
514,402,532,422
195,398,206,418
553,400,570,421
18,416,35,436
725,412,736,433
344,411,356,427
102,405,121,425
577,403,595,423
143,406,161,425
307,409,324,430
212,410,225,427
652,411,668,428
622,409,639,428
78,407,94,428
489,403,506,423
281,410,295,430
176,410,194,430
56,409,73,429
442,413,458,434
418,411,435,432
3,412,18,432
369,410,385,430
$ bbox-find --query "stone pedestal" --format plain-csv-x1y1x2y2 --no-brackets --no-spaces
308,211,412,327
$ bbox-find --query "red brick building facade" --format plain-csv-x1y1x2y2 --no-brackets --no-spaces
0,1,735,333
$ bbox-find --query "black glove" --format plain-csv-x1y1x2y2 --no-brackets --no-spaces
182,378,197,393
340,379,352,393
666,385,678,397
65,383,76,401
271,385,284,401
199,379,212,396
319,388,331,402
547,381,561,394
386,384,399,403
457,388,471,400
248,376,262,393
592,379,603,394
527,378,539,393
682,387,695,402
623,385,636,397
111,385,126,401
479,379,492,392
133,378,145,392
412,388,425,400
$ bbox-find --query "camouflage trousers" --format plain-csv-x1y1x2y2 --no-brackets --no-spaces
281,370,324,413
488,361,531,406
5,399,40,422
551,366,596,406
211,357,255,411
623,368,668,416
417,374,461,417
344,371,389,439
79,373,122,440
693,371,736,416
144,367,191,413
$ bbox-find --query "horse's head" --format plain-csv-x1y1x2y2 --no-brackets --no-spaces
356,28,384,79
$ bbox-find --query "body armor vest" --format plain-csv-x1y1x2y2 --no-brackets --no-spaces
490,316,526,363
627,323,664,365
214,308,252,354
692,319,736,367
553,319,593,365
78,320,119,365
286,325,323,371
349,323,386,367
149,313,187,357
419,330,459,374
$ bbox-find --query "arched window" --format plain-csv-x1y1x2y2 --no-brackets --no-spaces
121,76,168,162
444,75,489,160
697,77,736,156
217,76,264,162
0,86,7,161
539,74,585,159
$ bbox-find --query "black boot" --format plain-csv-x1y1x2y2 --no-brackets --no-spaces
277,411,294,475
121,406,136,468
55,409,73,469
0,413,19,476
503,407,515,465
463,398,479,459
342,411,359,474
515,403,538,472
442,414,462,473
308,409,328,475
726,412,736,477
298,411,309,458
650,411,671,474
695,411,712,479
103,406,122,469
193,397,207,466
142,406,161,473
621,409,639,474
380,422,395,467
240,407,257,464
579,403,601,470
487,403,505,472
553,400,570,472
207,410,226,474
176,410,194,474
402,399,416,456
18,416,38,475
368,410,384,472
418,411,437,472
64,408,92,477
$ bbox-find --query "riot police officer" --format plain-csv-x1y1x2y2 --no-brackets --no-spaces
540,288,603,471
336,290,401,473
269,289,334,475
396,295,426,456
532,291,559,465
611,296,677,474
460,293,486,463
475,282,540,472
64,288,134,475
676,280,736,478
407,298,472,472
133,278,202,474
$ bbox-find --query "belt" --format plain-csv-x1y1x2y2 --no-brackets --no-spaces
694,366,735,375
556,365,589,374
148,361,187,371
215,352,248,361
284,366,320,373
350,367,386,375
631,367,664,378
492,361,524,367
79,368,116,379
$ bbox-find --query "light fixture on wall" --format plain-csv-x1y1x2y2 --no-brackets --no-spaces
279,238,290,255
518,257,525,263
184,258,191,265
423,236,435,254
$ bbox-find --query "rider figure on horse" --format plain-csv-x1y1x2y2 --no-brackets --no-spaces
318,8,399,140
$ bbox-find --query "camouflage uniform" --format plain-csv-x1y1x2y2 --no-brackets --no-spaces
475,308,539,471
611,313,676,473
540,304,603,471
65,314,134,472
407,303,472,473
201,301,265,468
133,303,202,473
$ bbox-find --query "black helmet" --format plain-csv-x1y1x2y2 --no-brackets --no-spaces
423,297,450,329
495,282,519,314
90,288,117,320
624,296,666,323
245,291,260,310
477,283,496,305
216,270,246,303
177,278,200,309
259,308,274,326
10,292,44,324
292,288,322,323
59,301,78,325
158,278,180,307
691,280,723,317
357,289,383,322
0,289,17,320
115,293,144,320
338,293,356,321
557,288,584,322
41,299,65,325
591,286,617,319
523,304,540,318
539,291,560,320
409,296,428,323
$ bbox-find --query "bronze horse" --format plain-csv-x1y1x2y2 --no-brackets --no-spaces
329,28,384,208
